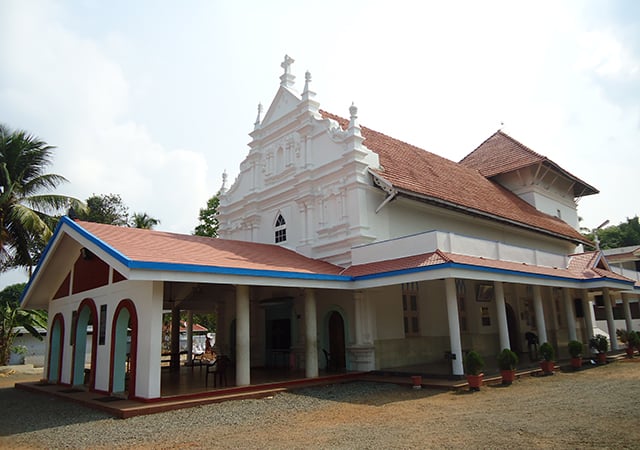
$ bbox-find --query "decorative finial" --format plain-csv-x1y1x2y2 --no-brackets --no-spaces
221,170,228,193
280,54,295,88
348,102,359,128
254,103,263,129
303,71,311,93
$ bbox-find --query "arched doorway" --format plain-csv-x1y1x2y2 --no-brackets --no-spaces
47,313,65,383
72,299,98,389
506,303,520,353
110,299,138,398
328,311,346,371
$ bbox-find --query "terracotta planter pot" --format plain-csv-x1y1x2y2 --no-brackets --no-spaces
411,375,422,389
626,347,635,358
466,373,483,391
539,360,554,374
570,357,582,369
596,352,607,364
500,369,516,385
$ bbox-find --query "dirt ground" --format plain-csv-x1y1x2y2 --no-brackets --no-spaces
2,361,640,449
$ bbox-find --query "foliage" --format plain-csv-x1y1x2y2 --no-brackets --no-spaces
464,350,484,375
131,212,160,229
77,193,130,226
193,192,220,237
628,331,640,348
0,283,27,309
539,342,555,361
589,334,608,353
0,303,47,365
568,340,583,358
616,328,633,344
582,216,640,250
496,348,518,370
193,313,216,333
0,123,83,273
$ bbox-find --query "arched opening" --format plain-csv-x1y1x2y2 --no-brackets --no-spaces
110,299,138,399
327,311,346,371
274,214,287,243
72,299,98,389
47,313,65,383
506,303,520,353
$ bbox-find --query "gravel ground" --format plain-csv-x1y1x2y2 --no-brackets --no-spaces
1,360,640,449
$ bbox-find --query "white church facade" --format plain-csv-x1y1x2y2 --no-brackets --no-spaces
21,56,639,401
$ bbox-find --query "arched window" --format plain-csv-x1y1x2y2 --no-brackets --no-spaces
275,214,287,243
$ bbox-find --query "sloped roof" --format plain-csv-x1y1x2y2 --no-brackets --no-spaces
321,112,589,245
459,130,598,197
77,220,344,277
603,245,640,263
343,248,635,285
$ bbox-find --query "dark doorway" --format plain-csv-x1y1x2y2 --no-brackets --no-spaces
328,311,346,371
506,303,520,353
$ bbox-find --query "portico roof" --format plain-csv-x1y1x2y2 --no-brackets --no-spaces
21,218,636,309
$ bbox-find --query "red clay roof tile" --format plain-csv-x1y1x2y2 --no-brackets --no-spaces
320,112,589,244
78,221,344,275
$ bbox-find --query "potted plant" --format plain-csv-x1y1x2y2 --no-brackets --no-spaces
539,342,555,375
589,334,608,364
464,350,485,391
568,340,583,369
497,348,518,385
616,329,635,358
628,331,640,358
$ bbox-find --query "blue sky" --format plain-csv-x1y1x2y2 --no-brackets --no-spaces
1,0,639,288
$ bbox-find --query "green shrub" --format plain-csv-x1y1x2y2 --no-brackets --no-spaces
568,340,583,358
464,350,485,375
589,335,608,353
497,348,518,370
540,342,555,361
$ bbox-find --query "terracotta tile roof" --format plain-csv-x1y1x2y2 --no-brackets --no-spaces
341,251,450,277
459,130,598,197
343,249,635,284
77,221,344,276
320,112,589,244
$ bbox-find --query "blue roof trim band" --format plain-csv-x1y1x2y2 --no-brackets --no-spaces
128,260,351,281
352,261,636,287
63,217,131,266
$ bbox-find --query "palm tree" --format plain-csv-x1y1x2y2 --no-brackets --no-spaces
131,212,160,229
0,124,83,273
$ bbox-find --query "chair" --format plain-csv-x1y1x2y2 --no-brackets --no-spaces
205,355,230,388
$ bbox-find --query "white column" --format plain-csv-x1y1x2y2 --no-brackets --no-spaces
532,285,548,344
494,281,510,350
236,285,251,386
563,288,577,342
622,293,634,332
304,289,319,378
581,289,595,343
354,291,373,345
445,278,464,376
186,311,194,364
603,287,618,350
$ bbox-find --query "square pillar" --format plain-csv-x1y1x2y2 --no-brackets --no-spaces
445,278,464,376
236,285,251,386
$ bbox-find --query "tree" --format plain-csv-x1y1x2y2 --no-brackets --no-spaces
582,216,640,250
0,282,26,309
193,192,220,237
131,212,160,229
77,193,130,226
0,124,83,273
0,303,47,365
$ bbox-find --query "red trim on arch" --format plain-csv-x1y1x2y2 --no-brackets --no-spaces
109,299,138,399
72,298,98,390
47,313,65,383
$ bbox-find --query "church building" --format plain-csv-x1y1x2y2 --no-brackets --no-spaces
21,56,639,401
